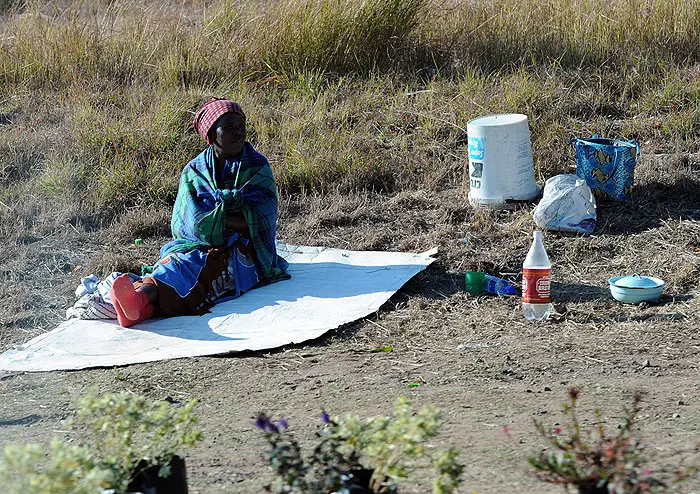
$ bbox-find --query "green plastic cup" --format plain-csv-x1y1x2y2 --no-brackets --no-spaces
464,271,485,294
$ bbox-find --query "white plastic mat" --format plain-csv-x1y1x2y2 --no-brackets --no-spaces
0,243,436,372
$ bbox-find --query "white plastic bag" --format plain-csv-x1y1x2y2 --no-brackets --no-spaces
533,174,597,234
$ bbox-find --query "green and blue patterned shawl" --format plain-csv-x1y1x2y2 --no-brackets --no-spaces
162,143,288,283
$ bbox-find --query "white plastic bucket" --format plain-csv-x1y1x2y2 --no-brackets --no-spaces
467,113,540,206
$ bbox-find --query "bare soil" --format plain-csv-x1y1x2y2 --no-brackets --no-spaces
1,153,700,493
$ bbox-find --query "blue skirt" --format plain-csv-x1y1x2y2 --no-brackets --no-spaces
140,234,260,316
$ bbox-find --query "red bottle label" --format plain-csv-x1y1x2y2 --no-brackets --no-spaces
522,268,551,304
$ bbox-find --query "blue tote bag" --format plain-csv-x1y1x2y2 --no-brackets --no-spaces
571,135,640,201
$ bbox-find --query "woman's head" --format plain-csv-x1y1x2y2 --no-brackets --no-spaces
193,98,247,157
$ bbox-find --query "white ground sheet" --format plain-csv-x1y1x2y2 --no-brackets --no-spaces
0,243,436,372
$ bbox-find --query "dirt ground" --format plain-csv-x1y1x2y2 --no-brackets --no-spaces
1,153,700,493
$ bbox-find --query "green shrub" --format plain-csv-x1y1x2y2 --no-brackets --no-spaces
257,396,464,493
529,388,697,493
0,440,114,494
72,391,202,491
0,391,202,494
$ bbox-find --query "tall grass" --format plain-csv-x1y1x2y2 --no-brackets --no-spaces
0,0,699,216
3,0,700,88
423,0,700,72
251,0,422,74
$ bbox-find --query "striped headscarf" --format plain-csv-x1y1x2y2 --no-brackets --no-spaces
193,99,246,144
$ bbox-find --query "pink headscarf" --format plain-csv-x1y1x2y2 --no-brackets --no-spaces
193,98,246,144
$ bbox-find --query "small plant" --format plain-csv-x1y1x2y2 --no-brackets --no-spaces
257,415,311,492
0,391,202,494
72,391,202,491
530,388,670,493
0,440,114,494
257,397,464,493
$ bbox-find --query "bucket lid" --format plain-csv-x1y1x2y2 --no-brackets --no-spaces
608,274,665,289
467,113,527,127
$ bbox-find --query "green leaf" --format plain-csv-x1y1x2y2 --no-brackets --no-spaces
371,345,393,353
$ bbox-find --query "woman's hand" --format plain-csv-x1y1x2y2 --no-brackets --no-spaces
226,211,249,236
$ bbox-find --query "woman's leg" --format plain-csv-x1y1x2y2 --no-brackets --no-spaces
139,283,158,305
146,248,231,317
111,247,237,324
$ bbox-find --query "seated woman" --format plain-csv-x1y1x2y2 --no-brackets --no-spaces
110,99,290,328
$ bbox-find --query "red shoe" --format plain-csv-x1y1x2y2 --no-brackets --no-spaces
110,274,153,328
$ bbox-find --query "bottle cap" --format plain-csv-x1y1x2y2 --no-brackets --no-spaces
464,271,485,294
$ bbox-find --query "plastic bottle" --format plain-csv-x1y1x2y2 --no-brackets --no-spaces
522,231,551,320
465,271,516,296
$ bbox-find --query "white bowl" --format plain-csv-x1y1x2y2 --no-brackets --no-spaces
608,275,665,304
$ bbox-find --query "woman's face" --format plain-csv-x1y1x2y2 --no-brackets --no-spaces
211,112,246,158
